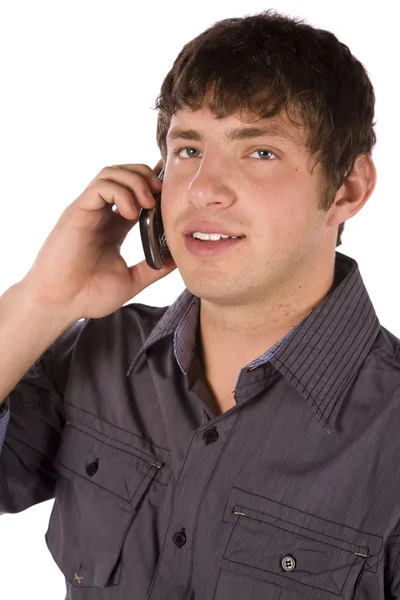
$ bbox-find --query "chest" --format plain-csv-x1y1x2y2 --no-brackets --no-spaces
57,358,400,599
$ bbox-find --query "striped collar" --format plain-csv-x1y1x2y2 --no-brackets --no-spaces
127,251,381,431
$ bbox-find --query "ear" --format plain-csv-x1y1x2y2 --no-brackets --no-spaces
326,154,377,227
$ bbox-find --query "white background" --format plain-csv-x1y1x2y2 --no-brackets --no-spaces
0,1,398,598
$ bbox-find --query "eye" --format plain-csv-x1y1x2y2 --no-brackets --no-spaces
249,149,276,160
173,147,203,158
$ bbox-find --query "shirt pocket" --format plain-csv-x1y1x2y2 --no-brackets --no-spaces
215,487,382,600
45,421,170,590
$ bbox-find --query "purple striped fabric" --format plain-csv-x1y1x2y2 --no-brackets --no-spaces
0,398,10,454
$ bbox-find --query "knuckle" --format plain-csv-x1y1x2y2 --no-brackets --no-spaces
98,165,113,175
137,163,152,173
89,176,106,187
99,166,116,177
87,166,154,205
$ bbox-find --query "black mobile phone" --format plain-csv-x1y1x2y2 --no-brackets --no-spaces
139,168,172,270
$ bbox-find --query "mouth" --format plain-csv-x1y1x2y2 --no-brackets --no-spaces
185,233,246,241
184,234,245,257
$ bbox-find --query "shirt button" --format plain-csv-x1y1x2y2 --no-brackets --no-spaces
281,555,296,572
86,461,99,477
173,531,187,547
203,427,219,445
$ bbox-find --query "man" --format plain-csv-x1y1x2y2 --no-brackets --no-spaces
0,9,398,600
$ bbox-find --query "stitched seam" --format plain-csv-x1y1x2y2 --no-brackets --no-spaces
236,510,366,554
146,414,213,598
227,513,364,556
391,544,400,583
317,293,372,414
211,568,223,600
232,486,382,541
182,409,245,600
324,310,378,420
275,311,374,424
64,423,160,466
363,553,384,572
340,554,359,595
272,354,326,421
306,284,365,394
275,276,361,414
174,292,198,370
220,555,341,597
63,400,170,452
55,460,151,502
328,574,343,596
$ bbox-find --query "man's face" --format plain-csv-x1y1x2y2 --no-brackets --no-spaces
161,105,336,306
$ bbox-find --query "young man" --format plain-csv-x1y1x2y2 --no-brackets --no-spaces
0,9,397,600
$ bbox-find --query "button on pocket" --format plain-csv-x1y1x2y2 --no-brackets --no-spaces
281,555,296,572
86,460,98,476
45,423,170,589
215,487,382,600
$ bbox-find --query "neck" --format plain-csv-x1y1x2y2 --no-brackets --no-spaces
197,257,336,378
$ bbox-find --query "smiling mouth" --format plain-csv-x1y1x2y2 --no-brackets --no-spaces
185,234,246,240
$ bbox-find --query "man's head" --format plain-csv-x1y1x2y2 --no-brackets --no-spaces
154,11,376,308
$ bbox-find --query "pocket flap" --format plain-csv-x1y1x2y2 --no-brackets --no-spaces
218,487,382,599
52,422,168,502
45,423,168,588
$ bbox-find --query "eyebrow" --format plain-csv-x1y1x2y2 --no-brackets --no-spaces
166,124,301,147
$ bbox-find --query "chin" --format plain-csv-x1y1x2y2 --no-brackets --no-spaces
181,275,246,305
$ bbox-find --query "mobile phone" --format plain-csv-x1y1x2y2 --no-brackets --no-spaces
139,168,172,270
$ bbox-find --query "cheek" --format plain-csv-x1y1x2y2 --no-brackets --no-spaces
160,182,179,217
160,189,183,245
251,178,317,242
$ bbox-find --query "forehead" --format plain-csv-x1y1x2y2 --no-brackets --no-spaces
167,105,306,150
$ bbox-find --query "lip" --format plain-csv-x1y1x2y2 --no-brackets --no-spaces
184,235,244,258
183,221,245,237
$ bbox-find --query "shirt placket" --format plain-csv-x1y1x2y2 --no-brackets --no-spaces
147,411,240,600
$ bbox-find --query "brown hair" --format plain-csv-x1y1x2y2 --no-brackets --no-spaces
154,10,377,247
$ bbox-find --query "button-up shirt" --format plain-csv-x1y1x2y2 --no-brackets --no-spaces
1,250,400,599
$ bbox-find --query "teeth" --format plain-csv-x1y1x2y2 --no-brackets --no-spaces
192,232,241,241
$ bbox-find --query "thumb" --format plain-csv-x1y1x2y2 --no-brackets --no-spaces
128,256,177,293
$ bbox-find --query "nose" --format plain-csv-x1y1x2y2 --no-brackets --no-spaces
187,157,236,209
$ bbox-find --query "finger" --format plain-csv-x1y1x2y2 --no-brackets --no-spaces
116,165,162,193
88,163,160,188
75,178,143,220
91,168,159,212
128,257,177,292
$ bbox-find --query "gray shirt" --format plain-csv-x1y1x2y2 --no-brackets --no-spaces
1,250,400,599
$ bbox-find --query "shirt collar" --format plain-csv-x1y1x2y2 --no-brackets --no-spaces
127,251,381,432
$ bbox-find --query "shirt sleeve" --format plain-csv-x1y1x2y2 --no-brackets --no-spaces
0,398,10,454
0,319,86,515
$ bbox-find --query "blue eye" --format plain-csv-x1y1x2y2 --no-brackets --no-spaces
174,147,203,158
250,149,275,160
